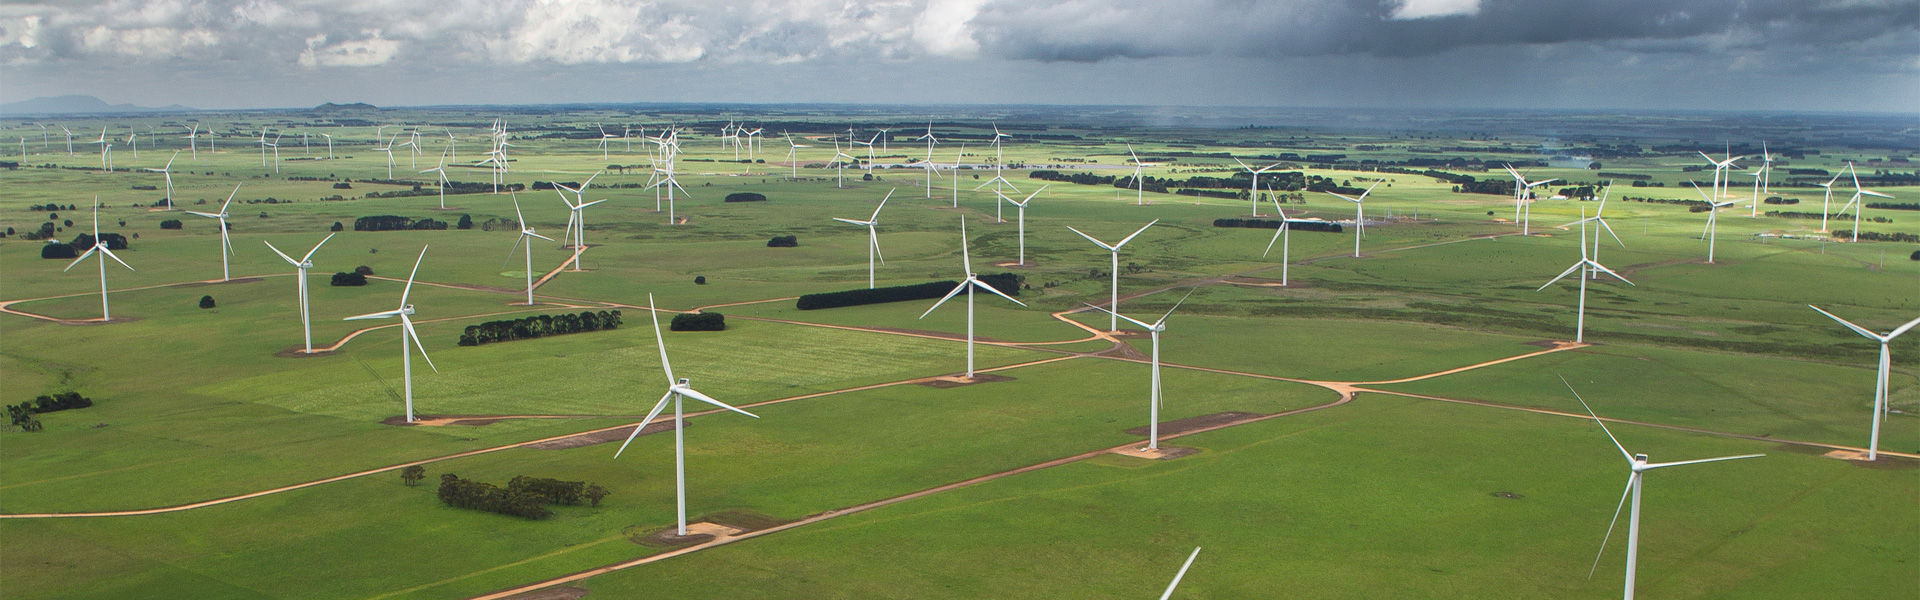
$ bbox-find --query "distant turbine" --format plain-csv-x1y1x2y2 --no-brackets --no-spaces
998,185,1048,266
1807,306,1920,461
1540,205,1633,343
1261,200,1296,286
1503,164,1557,235
1086,289,1194,450
184,184,242,281
143,151,180,210
1837,162,1893,242
920,217,1027,379
1068,220,1159,332
1814,172,1842,233
263,233,337,353
62,199,135,322
1686,181,1738,263
421,149,452,208
832,189,893,289
1233,157,1282,217
1326,181,1380,258
343,247,437,423
784,133,810,179
507,195,555,306
613,294,762,537
182,123,199,160
1565,380,1762,600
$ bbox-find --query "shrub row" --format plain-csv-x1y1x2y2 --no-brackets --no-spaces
671,312,725,331
353,215,448,231
1212,218,1344,233
39,233,131,259
457,310,623,346
724,192,767,202
437,474,551,519
8,392,93,432
508,476,610,507
1762,197,1799,205
1831,230,1919,244
796,276,1019,311
1766,210,1852,220
1867,202,1920,211
767,235,798,247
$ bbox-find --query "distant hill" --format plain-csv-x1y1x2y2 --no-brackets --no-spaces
313,102,379,112
0,95,195,116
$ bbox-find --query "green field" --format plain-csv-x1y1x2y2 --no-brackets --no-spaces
2,108,1914,599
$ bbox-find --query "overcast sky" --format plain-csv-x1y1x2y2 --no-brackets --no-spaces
2,0,1914,112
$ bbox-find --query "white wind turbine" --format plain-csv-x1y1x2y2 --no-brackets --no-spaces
556,175,609,270
832,189,893,289
1836,162,1893,242
1156,547,1203,600
1808,306,1920,461
1814,172,1842,232
62,199,135,322
1540,206,1633,343
343,247,437,423
267,133,283,173
444,127,458,162
258,128,270,167
613,294,762,537
1327,181,1380,258
182,123,199,160
783,133,810,179
1687,181,1738,263
998,185,1048,266
62,126,74,156
1503,164,1557,235
321,133,334,159
1068,220,1159,332
93,127,111,171
874,127,889,153
303,131,310,156
1742,167,1764,217
125,130,137,159
1565,380,1762,600
1261,199,1297,286
421,149,452,208
1698,150,1742,202
1579,186,1625,280
920,218,1027,379
646,164,691,225
507,195,555,306
949,144,967,207
919,143,942,199
185,184,241,281
144,151,180,210
1233,158,1282,217
827,140,857,189
379,133,398,179
598,124,617,161
1085,289,1194,451
1756,141,1774,199
263,233,336,353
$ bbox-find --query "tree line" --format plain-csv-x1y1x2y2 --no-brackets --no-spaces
671,312,726,331
1832,230,1918,243
1212,218,1345,233
8,392,94,432
40,233,130,259
457,311,624,346
797,276,1021,310
354,215,449,231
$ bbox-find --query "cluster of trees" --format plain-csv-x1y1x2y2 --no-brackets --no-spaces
1030,170,1117,186
27,203,76,211
1597,172,1652,180
509,476,611,507
477,217,521,232
1763,197,1801,205
1766,211,1853,220
1177,189,1243,199
1455,179,1516,196
724,192,768,202
436,474,552,519
364,181,495,198
1212,218,1345,233
160,219,184,229
1623,196,1711,210
1833,230,1919,243
354,215,449,231
199,295,216,309
1554,186,1600,200
1867,202,1920,211
8,392,93,432
331,271,368,286
670,312,725,331
767,235,798,247
456,310,623,346
796,276,1019,310
40,232,130,259
1627,180,1670,187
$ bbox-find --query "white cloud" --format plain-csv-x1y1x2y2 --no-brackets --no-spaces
298,30,400,68
1388,0,1480,20
77,24,219,58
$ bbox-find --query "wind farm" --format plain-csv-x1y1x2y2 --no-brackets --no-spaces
1,4,1916,599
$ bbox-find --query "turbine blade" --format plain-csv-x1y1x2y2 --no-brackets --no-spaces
677,387,760,419
1562,376,1634,463
870,189,893,221
400,246,428,306
1587,261,1634,286
973,277,1027,307
63,246,99,272
614,392,676,459
220,183,240,213
1588,474,1635,580
1641,454,1765,470
1886,316,1920,340
1066,226,1116,251
343,309,402,321
1158,547,1202,600
832,217,868,226
918,280,970,319
1114,219,1159,249
301,232,337,263
1155,288,1198,326
263,240,300,266
1537,262,1585,291
528,232,555,242
403,316,438,373
648,294,675,383
1083,303,1153,330
1808,305,1881,341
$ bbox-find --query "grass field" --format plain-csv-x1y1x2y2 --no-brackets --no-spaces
2,110,1914,599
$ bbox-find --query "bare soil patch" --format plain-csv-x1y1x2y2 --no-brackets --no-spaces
918,373,1016,388
525,421,680,450
380,414,518,427
500,587,588,600
273,347,336,358
1108,445,1200,460
1124,411,1262,437
627,511,790,548
1101,343,1150,361
1824,449,1919,470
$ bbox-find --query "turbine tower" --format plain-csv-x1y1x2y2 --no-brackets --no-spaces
920,218,1028,379
1326,181,1380,258
1085,289,1194,451
342,247,437,424
508,195,555,306
1539,206,1633,343
1807,306,1920,461
184,184,242,281
62,199,135,322
832,190,893,289
998,185,1048,266
263,234,337,354
1068,220,1159,332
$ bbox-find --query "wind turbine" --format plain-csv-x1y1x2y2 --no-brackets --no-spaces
1233,158,1282,217
62,199,135,322
182,123,199,160
920,218,1027,379
507,195,555,306
645,164,690,225
185,184,241,281
1698,150,1742,202
783,133,810,179
1757,141,1774,198
1261,199,1296,286
556,179,609,270
597,124,617,161
62,126,73,156
321,133,334,159
832,189,892,289
613,294,762,537
919,143,942,199
949,144,967,207
1687,181,1737,263
874,127,889,153
1565,380,1762,600
998,185,1048,266
1085,289,1194,450
444,127,458,162
267,133,282,173
1156,547,1203,600
1814,172,1842,232
1579,186,1624,280
1808,306,1920,461
827,140,857,189
1068,220,1159,332
1743,166,1764,217
379,133,397,179
1327,181,1380,258
1503,164,1557,235
343,247,437,424
93,127,110,171
125,130,137,159
258,128,270,167
421,149,452,208
144,151,180,210
263,233,336,353
1837,162,1893,242
1540,206,1633,343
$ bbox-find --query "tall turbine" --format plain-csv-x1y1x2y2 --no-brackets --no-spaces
1068,220,1159,332
613,294,762,537
263,233,337,353
1503,164,1557,235
832,190,893,289
1837,162,1893,242
182,122,199,160
1565,380,1762,600
999,185,1048,266
343,247,437,423
1687,182,1737,263
1807,306,1920,461
1233,158,1282,217
784,133,810,179
62,199,135,322
920,218,1028,379
1327,181,1380,258
1261,199,1296,286
1539,207,1633,343
144,151,180,210
1086,289,1194,451
1814,172,1842,233
507,195,555,306
421,149,452,208
185,184,241,281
